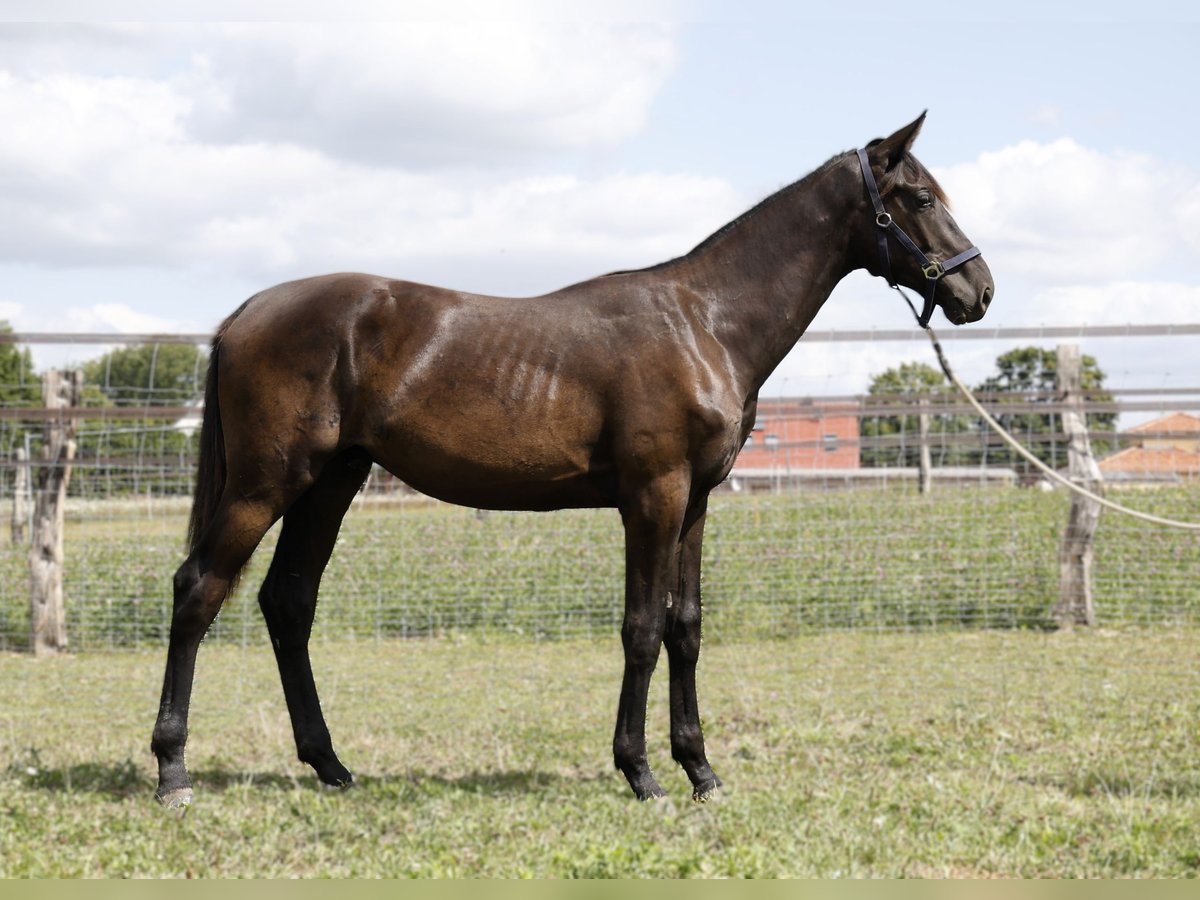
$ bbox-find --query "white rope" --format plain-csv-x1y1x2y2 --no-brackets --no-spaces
922,324,1200,531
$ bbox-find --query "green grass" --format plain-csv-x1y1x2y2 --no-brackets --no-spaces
2,631,1199,877
1,483,1198,650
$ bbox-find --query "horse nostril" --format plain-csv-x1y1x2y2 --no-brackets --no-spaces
980,286,993,310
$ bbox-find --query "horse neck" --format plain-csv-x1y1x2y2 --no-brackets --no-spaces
670,155,862,393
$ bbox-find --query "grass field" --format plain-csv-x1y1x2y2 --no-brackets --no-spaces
3,630,1199,877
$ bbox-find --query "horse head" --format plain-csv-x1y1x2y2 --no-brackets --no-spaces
859,113,994,326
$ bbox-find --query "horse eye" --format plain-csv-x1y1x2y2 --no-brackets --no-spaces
916,191,934,209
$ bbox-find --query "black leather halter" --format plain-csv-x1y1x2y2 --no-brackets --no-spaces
857,147,981,328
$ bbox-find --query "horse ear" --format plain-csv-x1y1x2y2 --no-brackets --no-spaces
868,111,927,175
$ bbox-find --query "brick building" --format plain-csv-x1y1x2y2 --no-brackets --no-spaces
1098,412,1200,482
733,398,860,471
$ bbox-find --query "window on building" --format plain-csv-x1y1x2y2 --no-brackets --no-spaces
823,433,839,452
764,434,780,451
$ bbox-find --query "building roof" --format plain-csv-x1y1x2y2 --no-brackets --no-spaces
1127,412,1200,435
1098,446,1200,475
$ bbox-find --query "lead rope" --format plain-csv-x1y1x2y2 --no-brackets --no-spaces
893,286,1200,531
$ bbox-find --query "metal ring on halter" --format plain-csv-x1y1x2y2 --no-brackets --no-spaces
875,212,892,228
921,261,944,280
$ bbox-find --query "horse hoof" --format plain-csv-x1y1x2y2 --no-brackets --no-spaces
316,764,354,789
156,786,193,810
319,774,354,792
633,779,667,801
691,775,723,803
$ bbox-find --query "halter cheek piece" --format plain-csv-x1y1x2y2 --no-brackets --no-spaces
856,147,981,328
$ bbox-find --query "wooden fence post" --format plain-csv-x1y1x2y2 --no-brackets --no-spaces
1053,345,1102,629
918,398,932,494
12,446,28,544
29,369,83,656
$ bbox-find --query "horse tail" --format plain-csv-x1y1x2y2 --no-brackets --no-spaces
186,303,246,553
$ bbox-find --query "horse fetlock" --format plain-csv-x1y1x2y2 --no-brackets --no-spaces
614,743,665,800
691,773,723,803
670,724,707,761
624,768,667,801
150,719,187,759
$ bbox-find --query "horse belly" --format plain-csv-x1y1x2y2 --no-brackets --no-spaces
365,398,614,511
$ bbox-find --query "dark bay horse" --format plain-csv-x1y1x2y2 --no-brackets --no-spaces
152,114,994,807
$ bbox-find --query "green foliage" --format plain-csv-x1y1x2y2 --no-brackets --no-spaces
81,343,208,407
75,344,209,497
975,346,1117,472
861,347,1117,471
860,361,976,467
0,332,210,498
0,322,41,461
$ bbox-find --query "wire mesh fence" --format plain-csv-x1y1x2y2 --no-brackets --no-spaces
0,331,1198,652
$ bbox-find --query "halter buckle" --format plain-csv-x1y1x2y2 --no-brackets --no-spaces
922,260,944,280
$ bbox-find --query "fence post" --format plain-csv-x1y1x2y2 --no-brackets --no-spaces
29,369,83,656
12,446,29,544
918,398,932,494
1053,344,1102,629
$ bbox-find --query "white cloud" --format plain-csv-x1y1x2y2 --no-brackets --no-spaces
1024,281,1200,326
0,23,678,169
176,23,674,166
61,303,191,334
0,23,740,287
935,139,1199,285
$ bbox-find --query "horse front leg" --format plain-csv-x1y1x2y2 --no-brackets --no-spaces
613,471,689,800
665,497,722,801
257,450,372,789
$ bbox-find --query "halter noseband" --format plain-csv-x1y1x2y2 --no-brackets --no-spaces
856,147,981,328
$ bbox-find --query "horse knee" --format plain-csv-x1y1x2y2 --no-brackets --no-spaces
621,616,663,670
666,603,702,662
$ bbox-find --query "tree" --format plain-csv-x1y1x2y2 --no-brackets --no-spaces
81,343,208,407
0,322,42,466
860,362,975,467
974,347,1116,473
76,343,209,496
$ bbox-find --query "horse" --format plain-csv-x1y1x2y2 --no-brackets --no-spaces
151,113,994,807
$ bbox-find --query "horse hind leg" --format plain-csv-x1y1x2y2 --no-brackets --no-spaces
256,448,373,788
151,494,284,807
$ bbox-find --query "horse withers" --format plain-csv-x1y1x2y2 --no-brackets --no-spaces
151,114,994,807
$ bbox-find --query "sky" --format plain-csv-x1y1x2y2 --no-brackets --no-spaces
1,2,1198,404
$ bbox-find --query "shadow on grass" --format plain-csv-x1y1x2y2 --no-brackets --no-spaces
6,758,150,799
187,767,612,798
8,758,609,800
1025,770,1200,800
